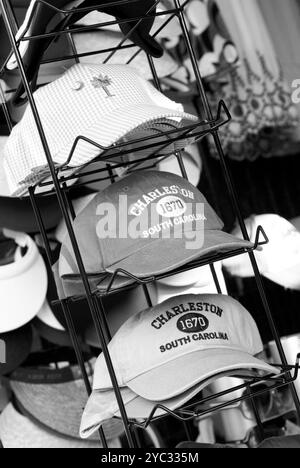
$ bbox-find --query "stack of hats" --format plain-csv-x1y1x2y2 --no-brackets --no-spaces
0,356,123,448
79,293,279,439
5,0,164,105
0,2,283,448
0,230,47,377
59,170,254,295
3,63,198,196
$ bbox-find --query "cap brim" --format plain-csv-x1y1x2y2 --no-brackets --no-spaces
61,272,135,297
56,104,198,167
0,254,47,333
127,348,279,401
80,367,262,439
106,231,254,278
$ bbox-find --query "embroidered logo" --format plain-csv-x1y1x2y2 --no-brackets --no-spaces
91,74,115,98
177,313,209,334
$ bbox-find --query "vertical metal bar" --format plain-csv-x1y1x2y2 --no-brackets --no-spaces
5,0,18,33
28,187,53,266
174,0,300,419
182,420,193,442
66,28,80,65
176,152,188,180
147,54,161,91
61,300,92,394
62,300,108,449
133,427,142,448
246,385,265,443
210,264,222,294
62,182,76,220
0,0,136,447
143,284,153,308
107,164,115,184
93,295,112,343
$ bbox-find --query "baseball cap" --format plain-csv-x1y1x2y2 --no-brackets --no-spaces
60,171,253,281
73,29,177,81
3,64,198,195
80,369,257,439
222,214,300,290
0,403,120,448
58,0,163,58
36,283,157,349
156,263,227,300
6,1,81,72
0,230,47,333
7,0,162,72
10,360,124,442
91,294,279,400
1,139,95,233
0,324,33,376
34,300,72,348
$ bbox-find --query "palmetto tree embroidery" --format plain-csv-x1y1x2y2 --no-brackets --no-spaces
91,74,115,98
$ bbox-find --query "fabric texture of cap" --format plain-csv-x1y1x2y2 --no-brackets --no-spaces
60,171,253,281
3,63,197,195
0,403,120,448
91,294,279,400
0,231,47,333
0,324,33,376
80,368,257,439
222,214,300,290
10,360,124,442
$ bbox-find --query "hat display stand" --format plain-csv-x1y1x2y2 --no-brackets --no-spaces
1,0,300,449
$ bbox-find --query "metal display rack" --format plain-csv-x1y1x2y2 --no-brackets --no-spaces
1,0,300,448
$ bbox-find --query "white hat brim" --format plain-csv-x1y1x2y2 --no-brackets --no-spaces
0,252,47,333
126,348,279,401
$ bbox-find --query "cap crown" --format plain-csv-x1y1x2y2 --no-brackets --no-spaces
61,171,223,274
93,294,263,389
4,64,193,193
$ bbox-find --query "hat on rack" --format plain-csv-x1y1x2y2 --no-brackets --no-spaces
222,214,300,290
80,368,256,439
34,284,157,348
57,0,163,58
9,360,124,442
0,403,120,448
0,137,97,233
7,0,163,106
59,171,253,284
0,324,33,376
0,230,47,333
156,262,226,301
90,294,279,400
72,29,177,81
3,63,198,196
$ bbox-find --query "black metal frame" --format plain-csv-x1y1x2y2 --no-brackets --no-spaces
1,0,300,448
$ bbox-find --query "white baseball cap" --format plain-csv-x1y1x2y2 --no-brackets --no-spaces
0,230,48,332
80,368,257,439
223,214,300,290
91,294,279,401
3,63,198,195
156,262,227,299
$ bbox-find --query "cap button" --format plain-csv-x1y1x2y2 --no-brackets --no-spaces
71,81,84,91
